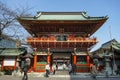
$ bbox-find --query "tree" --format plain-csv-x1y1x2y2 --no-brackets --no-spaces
0,1,15,39
0,1,31,41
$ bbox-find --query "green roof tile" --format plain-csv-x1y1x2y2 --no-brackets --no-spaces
18,12,108,21
0,48,22,56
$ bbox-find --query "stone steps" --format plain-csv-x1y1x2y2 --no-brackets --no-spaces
55,70,69,75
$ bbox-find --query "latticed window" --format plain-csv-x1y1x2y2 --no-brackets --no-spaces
56,35,68,41
77,56,87,64
37,55,47,64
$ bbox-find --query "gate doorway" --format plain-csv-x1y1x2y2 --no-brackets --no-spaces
51,52,72,70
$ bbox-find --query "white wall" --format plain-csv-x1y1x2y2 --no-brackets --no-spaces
4,59,15,66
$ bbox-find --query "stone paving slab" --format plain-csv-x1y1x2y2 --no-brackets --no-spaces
0,75,120,80
27,72,120,78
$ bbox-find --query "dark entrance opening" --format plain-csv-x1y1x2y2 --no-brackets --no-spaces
51,51,72,70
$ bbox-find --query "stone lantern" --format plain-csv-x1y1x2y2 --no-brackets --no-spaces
104,54,112,76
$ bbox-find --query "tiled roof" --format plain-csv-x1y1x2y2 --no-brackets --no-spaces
18,12,108,21
0,48,24,56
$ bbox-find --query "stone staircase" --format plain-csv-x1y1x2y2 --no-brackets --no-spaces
55,70,69,75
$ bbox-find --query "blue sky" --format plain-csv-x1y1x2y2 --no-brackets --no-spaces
1,0,120,51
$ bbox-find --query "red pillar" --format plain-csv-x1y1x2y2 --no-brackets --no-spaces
86,48,90,65
86,48,90,72
87,55,90,65
73,48,77,64
33,53,37,71
73,54,76,64
47,48,51,71
47,54,50,63
47,48,51,63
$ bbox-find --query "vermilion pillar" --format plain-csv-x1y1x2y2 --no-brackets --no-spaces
47,48,51,71
47,48,51,63
33,54,37,71
87,56,90,65
87,48,90,72
86,48,90,65
73,54,76,64
73,48,76,64
47,54,50,63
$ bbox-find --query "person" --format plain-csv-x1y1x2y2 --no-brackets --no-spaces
72,63,77,75
68,63,72,74
16,61,19,73
22,58,31,80
52,63,56,75
92,52,99,67
25,58,31,66
63,62,66,70
21,60,25,74
45,63,50,77
56,63,58,70
91,63,98,80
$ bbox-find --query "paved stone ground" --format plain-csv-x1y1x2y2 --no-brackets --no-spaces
0,75,120,80
0,71,120,80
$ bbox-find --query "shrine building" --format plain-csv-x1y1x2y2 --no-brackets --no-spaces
17,12,108,72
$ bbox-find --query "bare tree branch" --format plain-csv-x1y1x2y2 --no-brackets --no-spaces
0,1,32,41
